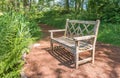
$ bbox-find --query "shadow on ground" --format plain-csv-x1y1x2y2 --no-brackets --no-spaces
24,24,120,78
44,46,74,68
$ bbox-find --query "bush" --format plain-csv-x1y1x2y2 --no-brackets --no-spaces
98,23,120,46
0,12,40,78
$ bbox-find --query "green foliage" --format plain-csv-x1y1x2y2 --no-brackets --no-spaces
0,12,40,78
98,23,120,46
38,10,120,46
0,0,40,77
38,9,77,28
101,3,120,23
87,0,120,23
38,10,65,28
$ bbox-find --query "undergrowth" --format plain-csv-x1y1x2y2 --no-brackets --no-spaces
0,12,40,78
98,23,120,46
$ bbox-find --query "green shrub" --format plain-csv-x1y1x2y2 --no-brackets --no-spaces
0,12,40,78
98,23,120,46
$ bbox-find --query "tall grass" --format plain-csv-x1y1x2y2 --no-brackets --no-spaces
0,12,40,78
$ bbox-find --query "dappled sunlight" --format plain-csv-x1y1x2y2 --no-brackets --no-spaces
24,24,120,78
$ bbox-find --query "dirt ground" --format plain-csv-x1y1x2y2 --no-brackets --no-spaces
24,24,120,78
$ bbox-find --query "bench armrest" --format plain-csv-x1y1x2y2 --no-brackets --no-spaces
49,29,65,38
48,29,66,33
73,35,95,41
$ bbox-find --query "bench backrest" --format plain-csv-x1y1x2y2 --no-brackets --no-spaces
64,19,100,39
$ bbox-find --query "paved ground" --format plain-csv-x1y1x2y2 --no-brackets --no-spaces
24,24,120,78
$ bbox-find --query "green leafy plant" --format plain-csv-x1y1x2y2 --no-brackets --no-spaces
0,12,40,78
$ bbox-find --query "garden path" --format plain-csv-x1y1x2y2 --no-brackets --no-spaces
24,24,120,78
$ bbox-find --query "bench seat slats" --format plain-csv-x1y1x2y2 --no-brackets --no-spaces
52,37,93,53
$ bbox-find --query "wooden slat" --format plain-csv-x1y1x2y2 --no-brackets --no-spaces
78,57,92,64
52,37,93,52
52,37,75,48
83,24,90,34
68,20,96,24
78,48,93,53
48,29,65,32
73,35,95,41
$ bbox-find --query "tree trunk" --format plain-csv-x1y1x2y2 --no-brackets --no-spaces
65,0,69,11
2,0,4,11
29,0,32,11
75,0,80,13
81,0,84,12
23,0,28,9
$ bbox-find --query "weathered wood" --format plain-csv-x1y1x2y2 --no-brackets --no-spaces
78,57,92,64
92,48,95,64
68,20,96,24
75,41,79,69
50,39,53,51
73,35,95,41
92,20,100,64
48,29,65,32
49,19,100,69
64,19,69,37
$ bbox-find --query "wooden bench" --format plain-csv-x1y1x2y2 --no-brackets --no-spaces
49,19,100,68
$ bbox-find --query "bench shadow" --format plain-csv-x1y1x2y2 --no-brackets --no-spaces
44,46,75,68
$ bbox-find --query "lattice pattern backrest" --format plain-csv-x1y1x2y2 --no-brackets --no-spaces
64,19,99,38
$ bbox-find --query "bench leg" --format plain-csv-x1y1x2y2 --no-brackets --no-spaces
50,39,53,52
92,49,95,64
75,53,79,69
